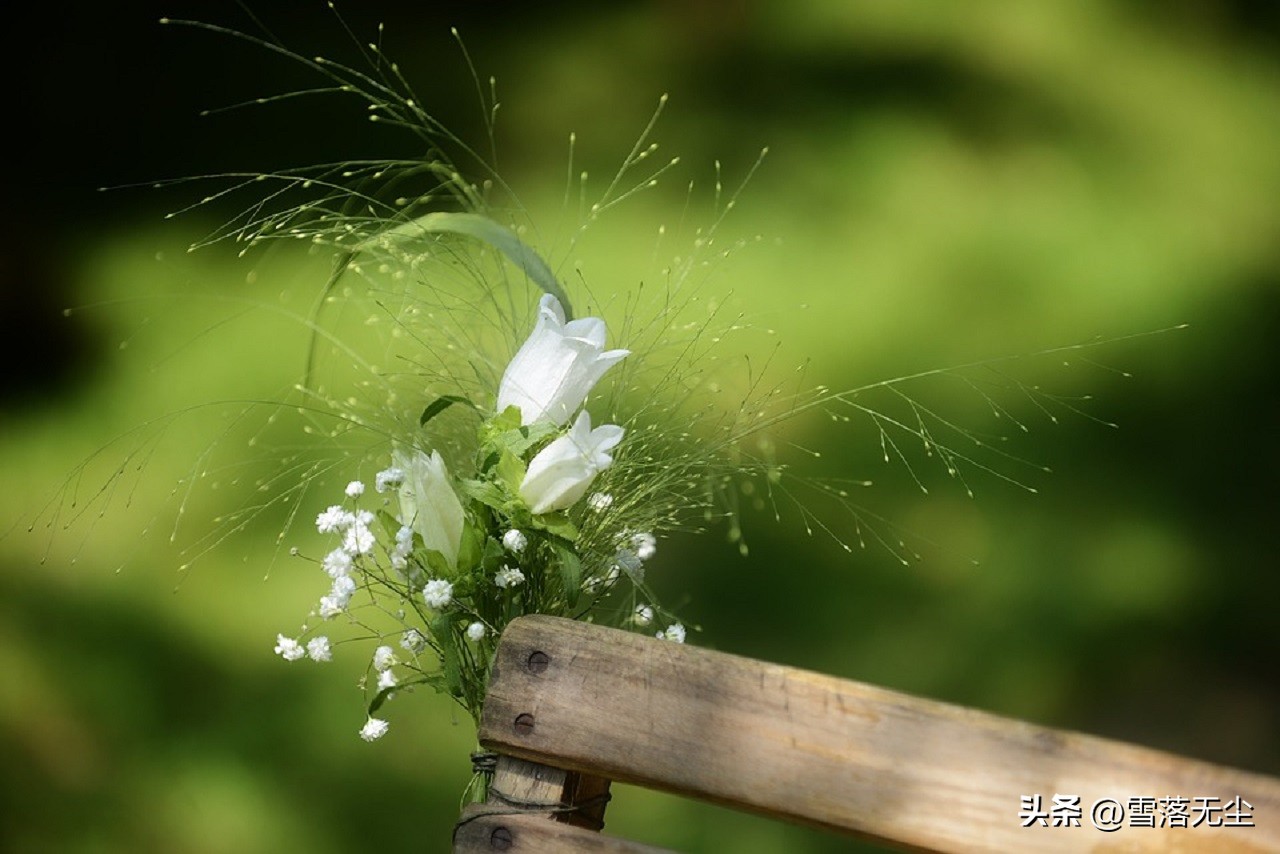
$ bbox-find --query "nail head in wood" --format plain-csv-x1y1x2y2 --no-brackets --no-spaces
513,712,535,736
488,826,512,850
527,650,550,674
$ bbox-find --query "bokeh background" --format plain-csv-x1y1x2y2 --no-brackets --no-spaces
5,1,1279,851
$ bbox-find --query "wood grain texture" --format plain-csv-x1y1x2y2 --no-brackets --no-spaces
487,754,611,831
454,805,672,853
479,615,1280,853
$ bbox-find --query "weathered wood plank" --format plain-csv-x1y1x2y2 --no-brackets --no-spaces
454,805,672,853
487,754,612,831
479,615,1280,853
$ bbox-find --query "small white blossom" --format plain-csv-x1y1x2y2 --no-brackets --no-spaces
274,634,305,661
395,526,414,549
633,605,654,627
466,622,487,642
359,717,389,742
587,492,613,511
423,578,453,609
494,565,525,589
502,529,528,553
306,636,332,662
316,505,352,534
318,595,345,620
322,548,353,579
377,668,398,691
375,466,405,493
632,532,657,561
657,623,687,644
331,575,357,601
345,480,366,498
372,645,396,671
400,629,426,653
342,521,376,556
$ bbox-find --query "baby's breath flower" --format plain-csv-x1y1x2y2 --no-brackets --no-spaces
322,548,353,578
345,480,366,498
632,532,657,561
318,595,344,620
423,579,453,609
466,621,487,642
372,645,396,671
375,466,405,493
342,521,375,556
307,636,332,662
657,623,686,644
400,629,426,653
501,529,528,553
494,565,525,589
377,668,398,691
587,492,614,511
633,605,654,627
274,634,305,661
331,575,357,601
359,717,389,742
316,505,351,534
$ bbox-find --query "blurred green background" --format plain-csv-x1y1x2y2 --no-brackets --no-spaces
4,1,1279,851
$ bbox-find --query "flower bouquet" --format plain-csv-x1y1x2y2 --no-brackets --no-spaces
35,10,1174,817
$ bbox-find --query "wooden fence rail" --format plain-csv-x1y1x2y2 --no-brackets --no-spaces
454,615,1280,852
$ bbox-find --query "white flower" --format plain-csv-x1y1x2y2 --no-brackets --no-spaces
274,634,305,661
377,669,398,691
331,575,357,601
586,492,613,511
395,449,465,569
316,505,352,534
519,411,624,514
345,480,365,498
318,595,345,620
360,717,389,742
466,622,487,642
322,548,353,578
657,623,687,644
307,636,332,662
372,645,396,672
342,521,376,556
632,532,657,561
423,578,453,609
400,629,426,653
494,565,525,589
633,605,654,627
502,529,528,553
496,293,630,426
375,466,405,493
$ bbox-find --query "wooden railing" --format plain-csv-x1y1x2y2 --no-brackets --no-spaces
453,616,1280,852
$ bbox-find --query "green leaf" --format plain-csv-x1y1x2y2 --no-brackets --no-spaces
367,675,445,714
455,519,484,574
459,478,508,514
555,545,583,608
495,451,527,494
382,212,574,318
432,614,463,697
420,394,476,427
532,512,579,542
